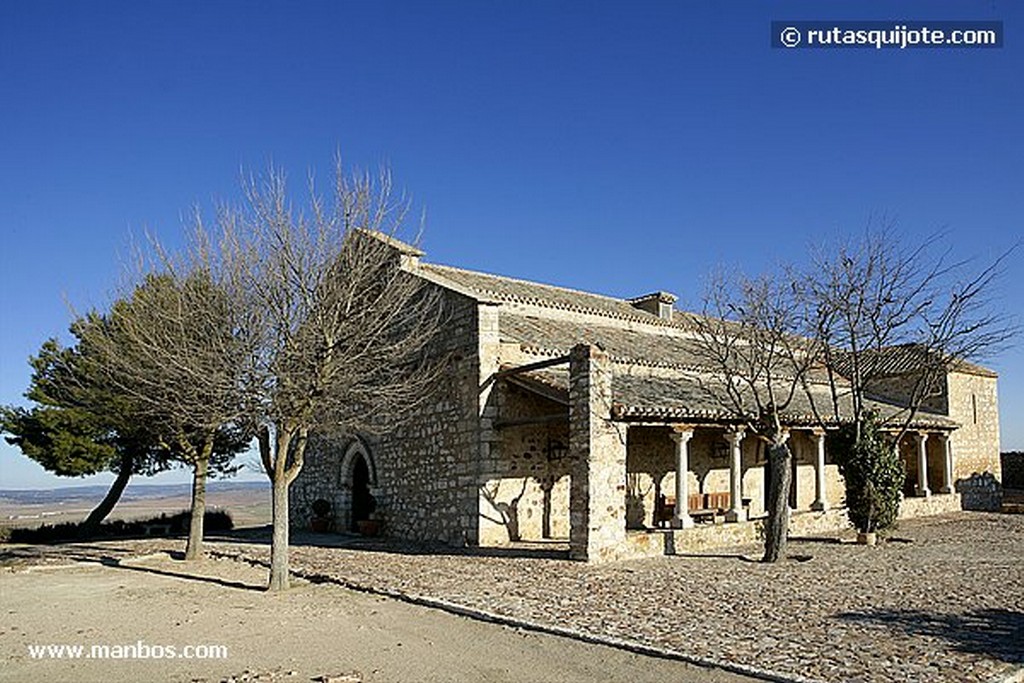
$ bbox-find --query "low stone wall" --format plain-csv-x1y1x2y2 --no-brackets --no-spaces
621,496,960,560
624,521,761,559
899,491,963,517
623,508,852,560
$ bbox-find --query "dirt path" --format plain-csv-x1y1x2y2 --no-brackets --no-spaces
0,555,757,683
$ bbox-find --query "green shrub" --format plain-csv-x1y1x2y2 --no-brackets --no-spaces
6,509,233,544
832,413,905,534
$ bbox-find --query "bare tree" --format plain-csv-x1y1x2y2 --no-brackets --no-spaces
218,161,446,591
81,233,252,560
691,227,1016,553
691,270,820,562
794,227,1018,536
806,227,1018,444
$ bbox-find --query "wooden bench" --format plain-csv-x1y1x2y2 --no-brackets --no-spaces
654,492,732,527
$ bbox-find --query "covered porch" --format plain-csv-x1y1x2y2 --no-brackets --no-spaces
491,342,961,562
562,343,961,562
624,424,836,531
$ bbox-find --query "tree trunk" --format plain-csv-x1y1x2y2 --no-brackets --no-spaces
762,442,793,563
81,451,135,531
184,458,209,561
268,475,290,591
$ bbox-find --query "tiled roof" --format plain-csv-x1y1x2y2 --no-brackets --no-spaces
409,254,983,428
419,263,695,328
412,249,997,382
834,344,997,379
502,367,569,405
498,313,709,371
358,229,425,256
507,367,957,429
610,374,958,429
498,313,834,383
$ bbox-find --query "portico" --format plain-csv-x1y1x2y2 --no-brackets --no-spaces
657,425,836,525
898,428,956,499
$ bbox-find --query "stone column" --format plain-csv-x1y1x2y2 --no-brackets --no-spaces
939,433,954,494
915,432,931,497
568,344,627,562
724,429,746,523
670,429,695,529
810,430,829,511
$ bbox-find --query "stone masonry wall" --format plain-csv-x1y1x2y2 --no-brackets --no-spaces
624,426,676,529
866,373,947,414
955,472,1002,511
568,344,628,562
479,382,570,544
290,434,375,531
375,289,484,544
289,283,483,544
947,372,1001,483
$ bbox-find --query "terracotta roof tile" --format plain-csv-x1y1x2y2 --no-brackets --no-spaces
834,344,997,379
420,263,695,328
508,367,957,429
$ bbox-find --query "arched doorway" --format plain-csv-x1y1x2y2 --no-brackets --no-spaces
350,454,374,531
339,439,378,532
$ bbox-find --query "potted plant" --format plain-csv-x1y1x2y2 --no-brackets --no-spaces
310,498,334,532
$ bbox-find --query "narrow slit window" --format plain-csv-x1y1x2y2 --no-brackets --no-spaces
972,393,978,424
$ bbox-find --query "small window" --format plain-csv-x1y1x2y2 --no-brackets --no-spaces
972,393,978,425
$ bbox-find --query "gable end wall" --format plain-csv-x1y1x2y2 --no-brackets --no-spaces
290,282,485,544
947,372,1001,481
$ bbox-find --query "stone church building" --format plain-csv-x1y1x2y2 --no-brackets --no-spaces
290,234,1002,561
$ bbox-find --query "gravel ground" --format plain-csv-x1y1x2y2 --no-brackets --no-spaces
1,556,755,683
4,511,1022,683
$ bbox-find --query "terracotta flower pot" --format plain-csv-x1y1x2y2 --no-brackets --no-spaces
857,531,877,546
356,519,380,536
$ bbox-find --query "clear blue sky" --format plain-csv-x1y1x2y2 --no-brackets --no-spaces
1,1,1021,489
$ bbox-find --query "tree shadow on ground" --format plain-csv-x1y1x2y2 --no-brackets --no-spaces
787,536,845,544
206,527,572,560
836,607,1024,664
0,542,158,567
106,556,267,591
1,544,266,591
671,552,761,563
88,551,266,591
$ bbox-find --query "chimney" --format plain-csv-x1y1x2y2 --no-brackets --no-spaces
628,291,677,321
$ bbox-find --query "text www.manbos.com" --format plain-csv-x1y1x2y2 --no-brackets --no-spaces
772,21,1003,49
27,641,229,660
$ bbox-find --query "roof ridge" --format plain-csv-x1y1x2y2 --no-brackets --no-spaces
422,262,635,305
421,262,695,329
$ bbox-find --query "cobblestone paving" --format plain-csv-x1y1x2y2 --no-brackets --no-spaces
4,512,1022,682
245,513,1024,683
